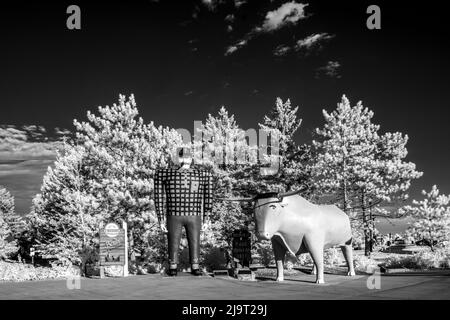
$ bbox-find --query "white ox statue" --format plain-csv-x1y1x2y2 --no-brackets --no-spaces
228,190,356,284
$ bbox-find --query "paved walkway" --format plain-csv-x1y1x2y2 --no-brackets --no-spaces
1,271,449,300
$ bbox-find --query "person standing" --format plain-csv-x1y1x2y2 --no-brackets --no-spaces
154,148,213,276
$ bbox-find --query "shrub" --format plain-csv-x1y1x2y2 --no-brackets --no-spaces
382,248,450,270
353,254,379,273
0,260,79,282
252,240,274,266
324,247,342,266
294,253,313,267
202,246,228,271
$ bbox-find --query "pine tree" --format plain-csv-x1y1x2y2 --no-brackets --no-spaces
404,185,450,251
0,186,18,259
195,107,254,251
28,94,183,266
312,95,422,255
258,97,313,196
28,145,101,266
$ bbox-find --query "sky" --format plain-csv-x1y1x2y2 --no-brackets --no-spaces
0,0,449,234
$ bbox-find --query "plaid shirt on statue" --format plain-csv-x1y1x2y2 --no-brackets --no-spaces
154,167,213,223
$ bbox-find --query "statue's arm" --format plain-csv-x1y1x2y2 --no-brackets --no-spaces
203,171,213,223
154,169,166,223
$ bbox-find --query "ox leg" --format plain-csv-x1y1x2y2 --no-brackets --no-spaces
340,245,356,276
272,237,287,282
311,262,317,275
305,239,325,284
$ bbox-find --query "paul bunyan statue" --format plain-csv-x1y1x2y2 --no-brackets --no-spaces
154,148,213,277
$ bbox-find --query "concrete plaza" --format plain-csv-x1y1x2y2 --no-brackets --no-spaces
1,270,449,300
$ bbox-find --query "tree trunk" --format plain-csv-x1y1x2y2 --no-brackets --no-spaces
362,191,370,257
369,205,373,253
342,158,348,214
343,183,348,214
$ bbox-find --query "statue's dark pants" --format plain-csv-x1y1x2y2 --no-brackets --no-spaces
167,215,201,265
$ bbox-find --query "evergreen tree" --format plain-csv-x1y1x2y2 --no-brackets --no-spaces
404,185,450,251
0,186,18,259
312,95,422,255
195,107,254,251
28,145,101,266
29,94,183,266
258,97,313,196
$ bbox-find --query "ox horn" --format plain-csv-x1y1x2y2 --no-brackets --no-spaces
214,196,255,202
277,189,304,198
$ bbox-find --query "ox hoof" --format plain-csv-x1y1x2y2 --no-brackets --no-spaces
347,271,356,277
316,279,325,284
276,277,284,282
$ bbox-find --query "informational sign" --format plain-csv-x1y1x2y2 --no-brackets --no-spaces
100,222,126,266
232,229,252,267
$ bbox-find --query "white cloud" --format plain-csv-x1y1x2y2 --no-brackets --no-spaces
55,127,72,136
234,0,246,8
225,45,239,56
273,44,291,56
261,2,308,32
0,125,66,160
225,39,248,56
225,2,309,56
225,14,235,23
295,33,334,51
315,61,342,79
272,32,334,57
202,0,222,11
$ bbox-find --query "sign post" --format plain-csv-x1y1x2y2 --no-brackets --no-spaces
99,221,128,278
123,221,128,277
30,247,35,266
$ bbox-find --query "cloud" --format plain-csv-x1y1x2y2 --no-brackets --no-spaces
184,91,194,96
225,14,235,32
272,32,334,57
0,159,54,215
225,2,309,56
188,39,199,52
225,14,235,23
55,127,71,136
0,125,71,215
273,44,291,56
315,61,342,79
225,39,248,56
201,0,222,11
260,2,308,32
295,32,334,51
234,0,246,8
0,125,67,161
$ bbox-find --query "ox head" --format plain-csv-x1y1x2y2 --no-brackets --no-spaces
217,189,303,241
253,192,287,240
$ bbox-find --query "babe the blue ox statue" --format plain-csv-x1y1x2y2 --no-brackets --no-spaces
225,190,355,284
